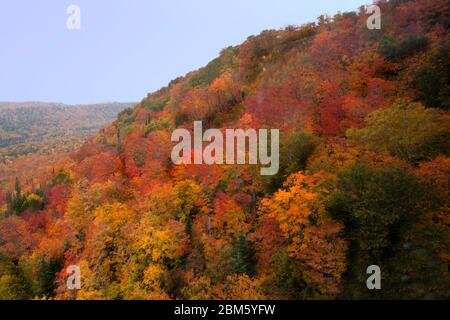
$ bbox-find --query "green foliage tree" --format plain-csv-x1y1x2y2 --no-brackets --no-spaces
0,255,33,300
268,251,305,299
143,96,169,112
378,35,398,59
414,43,450,110
51,169,72,187
379,35,428,59
347,100,449,162
328,161,446,298
189,46,239,87
266,132,319,192
144,118,170,136
37,257,63,298
231,234,256,277
5,178,46,215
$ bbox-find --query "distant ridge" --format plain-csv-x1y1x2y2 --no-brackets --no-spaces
0,101,135,160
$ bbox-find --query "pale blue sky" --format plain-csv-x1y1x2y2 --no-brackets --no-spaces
0,0,365,104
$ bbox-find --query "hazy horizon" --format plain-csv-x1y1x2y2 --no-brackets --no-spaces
0,100,137,106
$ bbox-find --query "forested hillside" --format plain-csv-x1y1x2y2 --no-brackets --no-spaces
0,0,449,300
0,102,134,162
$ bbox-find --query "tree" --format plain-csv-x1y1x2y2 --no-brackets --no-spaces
231,234,256,277
0,216,34,258
265,132,319,192
0,255,33,300
215,274,265,300
208,70,241,115
181,275,214,300
212,192,249,238
259,172,347,298
379,35,428,60
414,42,450,110
347,100,449,162
328,160,447,298
82,203,137,295
37,257,62,298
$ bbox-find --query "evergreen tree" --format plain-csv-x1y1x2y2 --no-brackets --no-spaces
232,234,256,277
37,257,62,298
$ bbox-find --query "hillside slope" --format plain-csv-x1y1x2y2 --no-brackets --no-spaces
0,0,449,300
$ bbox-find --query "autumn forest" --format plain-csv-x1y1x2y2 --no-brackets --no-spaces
0,0,449,300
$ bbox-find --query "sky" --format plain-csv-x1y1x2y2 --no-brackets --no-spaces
0,0,365,104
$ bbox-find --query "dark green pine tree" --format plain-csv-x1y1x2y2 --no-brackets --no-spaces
231,234,257,277
37,257,63,298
